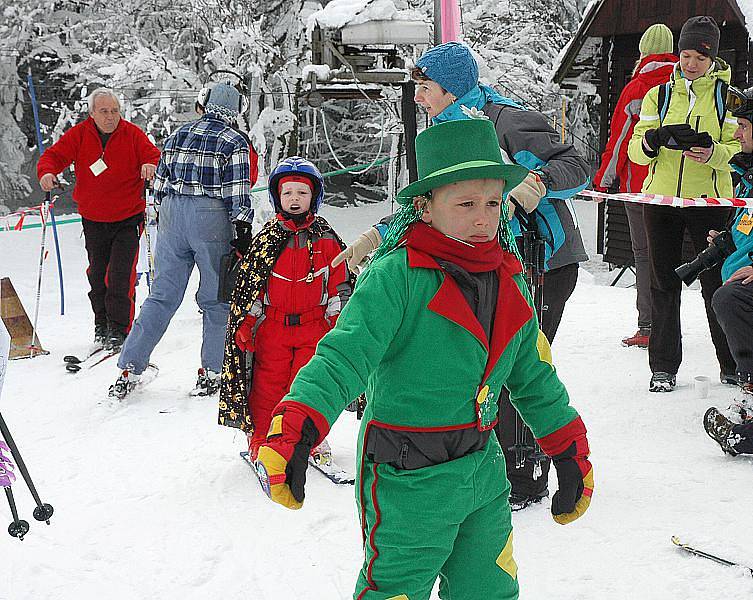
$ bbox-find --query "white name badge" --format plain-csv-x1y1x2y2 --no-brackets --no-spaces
89,158,108,176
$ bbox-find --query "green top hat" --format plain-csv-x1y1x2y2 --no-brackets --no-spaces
397,119,529,205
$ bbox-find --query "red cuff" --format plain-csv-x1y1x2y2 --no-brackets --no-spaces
277,400,331,447
536,416,588,457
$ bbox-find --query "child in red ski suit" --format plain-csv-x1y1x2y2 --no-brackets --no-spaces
234,158,352,459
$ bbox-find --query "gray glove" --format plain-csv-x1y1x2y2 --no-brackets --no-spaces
331,227,382,272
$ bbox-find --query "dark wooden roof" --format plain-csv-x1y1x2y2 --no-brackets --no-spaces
552,0,748,83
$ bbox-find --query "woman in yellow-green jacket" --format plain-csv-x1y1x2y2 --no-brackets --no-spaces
628,16,737,392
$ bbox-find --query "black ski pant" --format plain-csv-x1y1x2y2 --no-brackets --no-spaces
643,205,735,376
712,279,753,382
81,212,143,336
731,421,753,455
495,262,579,497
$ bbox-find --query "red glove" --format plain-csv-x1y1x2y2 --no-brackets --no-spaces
235,314,258,352
255,402,330,510
537,416,593,525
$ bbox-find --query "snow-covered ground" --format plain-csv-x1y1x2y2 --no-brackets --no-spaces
1,200,751,600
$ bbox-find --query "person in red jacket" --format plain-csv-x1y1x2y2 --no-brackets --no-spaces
594,24,678,348
231,157,352,461
37,88,160,350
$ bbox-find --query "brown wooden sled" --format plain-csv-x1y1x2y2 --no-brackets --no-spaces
0,278,47,359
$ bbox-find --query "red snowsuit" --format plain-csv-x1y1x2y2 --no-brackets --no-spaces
594,53,678,192
237,213,352,457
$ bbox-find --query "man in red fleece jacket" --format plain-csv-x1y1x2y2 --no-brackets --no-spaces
37,88,160,351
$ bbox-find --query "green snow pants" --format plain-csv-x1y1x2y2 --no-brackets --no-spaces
353,437,519,600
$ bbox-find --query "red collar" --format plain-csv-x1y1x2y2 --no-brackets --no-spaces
277,212,315,231
405,232,531,382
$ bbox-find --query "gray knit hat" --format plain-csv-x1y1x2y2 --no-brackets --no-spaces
678,16,719,59
206,83,241,116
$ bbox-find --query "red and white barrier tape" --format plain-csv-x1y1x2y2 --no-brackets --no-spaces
578,189,753,208
2,197,57,231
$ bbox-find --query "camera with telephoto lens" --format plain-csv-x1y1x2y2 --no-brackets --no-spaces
675,231,737,286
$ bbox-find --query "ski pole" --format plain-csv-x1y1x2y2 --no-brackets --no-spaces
29,195,50,358
28,68,65,316
143,182,156,290
48,202,65,315
672,536,753,576
5,487,29,540
0,412,54,524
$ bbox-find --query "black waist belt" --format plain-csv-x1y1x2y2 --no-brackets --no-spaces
365,424,491,470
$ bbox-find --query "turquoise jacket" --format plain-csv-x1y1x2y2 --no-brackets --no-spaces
723,155,753,281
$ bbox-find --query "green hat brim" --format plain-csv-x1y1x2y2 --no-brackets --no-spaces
396,161,529,205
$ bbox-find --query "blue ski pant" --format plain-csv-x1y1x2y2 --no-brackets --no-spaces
118,194,232,375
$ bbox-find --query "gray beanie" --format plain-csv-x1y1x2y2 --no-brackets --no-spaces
678,16,720,59
206,83,241,116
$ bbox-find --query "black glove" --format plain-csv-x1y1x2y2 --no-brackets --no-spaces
230,220,254,256
645,124,715,156
644,124,698,154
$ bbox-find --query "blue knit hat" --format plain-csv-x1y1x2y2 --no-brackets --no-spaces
206,83,241,116
415,42,479,99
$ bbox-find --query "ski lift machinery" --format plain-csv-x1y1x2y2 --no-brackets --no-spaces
306,19,430,183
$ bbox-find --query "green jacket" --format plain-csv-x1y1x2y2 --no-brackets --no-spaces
280,245,578,446
628,59,740,198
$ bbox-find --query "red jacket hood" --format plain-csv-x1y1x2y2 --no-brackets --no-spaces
633,53,678,84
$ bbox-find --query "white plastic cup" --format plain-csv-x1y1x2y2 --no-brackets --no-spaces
694,375,710,399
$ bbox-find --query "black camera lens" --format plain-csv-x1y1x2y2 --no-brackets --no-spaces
675,231,737,286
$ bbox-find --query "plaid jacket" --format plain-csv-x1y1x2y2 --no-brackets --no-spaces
153,114,253,220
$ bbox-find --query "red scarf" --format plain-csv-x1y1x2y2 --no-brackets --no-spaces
404,221,505,272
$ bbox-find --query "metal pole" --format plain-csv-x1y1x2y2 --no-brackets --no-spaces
434,0,442,45
401,82,419,183
29,197,50,358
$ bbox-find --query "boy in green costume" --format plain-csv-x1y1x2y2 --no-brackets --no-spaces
256,118,594,600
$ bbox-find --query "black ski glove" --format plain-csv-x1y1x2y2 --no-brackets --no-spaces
644,124,700,156
230,220,254,257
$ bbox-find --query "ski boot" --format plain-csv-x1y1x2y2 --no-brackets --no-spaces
108,369,141,401
189,368,220,397
720,372,739,386
509,490,549,512
621,328,650,348
107,364,158,401
94,323,108,348
310,439,333,465
703,407,740,456
649,372,676,393
104,329,126,353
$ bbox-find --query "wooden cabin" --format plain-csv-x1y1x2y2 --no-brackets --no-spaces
553,0,752,273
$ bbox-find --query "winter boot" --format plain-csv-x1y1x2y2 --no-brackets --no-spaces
108,369,141,401
703,407,740,456
720,372,739,386
649,371,676,393
94,323,108,348
104,329,127,353
509,489,549,512
622,328,650,348
189,368,220,397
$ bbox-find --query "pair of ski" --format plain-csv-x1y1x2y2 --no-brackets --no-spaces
63,346,118,373
240,450,354,490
